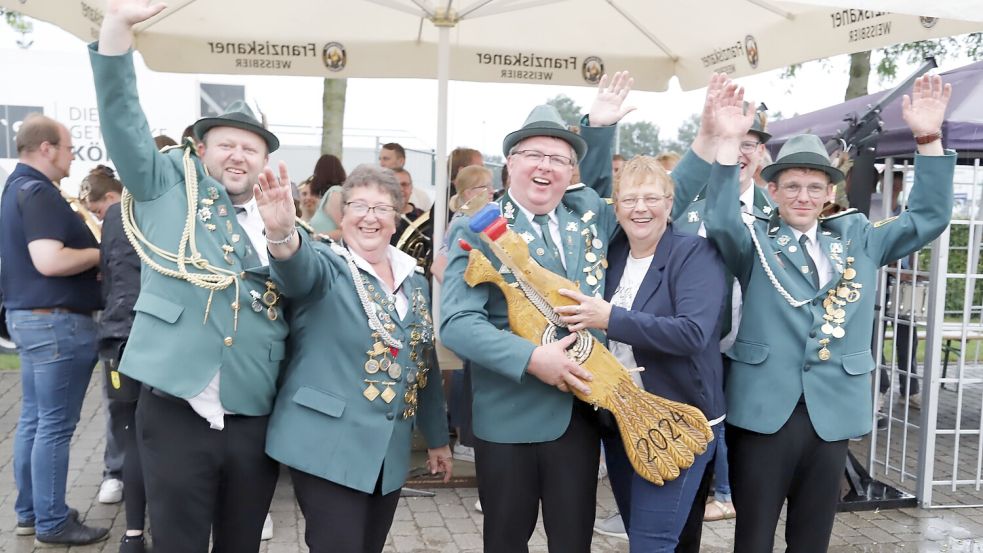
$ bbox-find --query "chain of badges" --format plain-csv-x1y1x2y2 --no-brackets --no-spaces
359,284,433,418
402,288,433,420
818,255,861,360
580,216,607,294
362,283,401,404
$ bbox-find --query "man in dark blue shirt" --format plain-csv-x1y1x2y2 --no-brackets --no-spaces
0,113,107,546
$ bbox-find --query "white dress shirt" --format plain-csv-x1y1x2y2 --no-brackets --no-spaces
187,197,270,430
791,223,833,288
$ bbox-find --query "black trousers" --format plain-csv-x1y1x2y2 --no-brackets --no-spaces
475,401,600,553
135,387,279,553
727,403,848,553
290,467,400,553
99,341,146,531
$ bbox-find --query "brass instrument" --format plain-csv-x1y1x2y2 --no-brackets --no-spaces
459,203,712,485
58,181,102,243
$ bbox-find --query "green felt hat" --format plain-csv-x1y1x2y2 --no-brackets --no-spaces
749,102,771,143
760,134,844,184
502,105,587,160
193,100,279,153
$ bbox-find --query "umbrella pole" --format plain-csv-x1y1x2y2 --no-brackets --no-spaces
432,25,451,335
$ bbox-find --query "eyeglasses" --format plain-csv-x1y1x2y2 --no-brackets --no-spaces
777,183,829,199
739,141,761,155
344,201,396,217
512,149,574,168
617,195,670,208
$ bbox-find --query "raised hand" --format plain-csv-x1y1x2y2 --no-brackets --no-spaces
691,73,731,161
588,71,636,127
255,162,297,241
106,0,167,27
713,82,754,142
697,73,729,140
902,74,951,138
100,0,166,54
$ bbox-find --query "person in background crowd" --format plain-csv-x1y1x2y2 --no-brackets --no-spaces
0,113,107,545
612,153,625,184
449,147,484,183
297,180,319,222
656,151,681,173
83,164,150,553
308,154,347,238
379,142,406,170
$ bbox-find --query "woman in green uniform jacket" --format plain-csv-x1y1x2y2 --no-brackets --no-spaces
255,163,452,553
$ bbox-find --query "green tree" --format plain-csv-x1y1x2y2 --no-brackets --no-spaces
545,94,583,126
0,9,33,48
784,33,981,101
617,121,661,159
660,114,700,154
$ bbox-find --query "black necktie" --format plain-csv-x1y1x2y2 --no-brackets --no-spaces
799,234,820,288
234,206,247,215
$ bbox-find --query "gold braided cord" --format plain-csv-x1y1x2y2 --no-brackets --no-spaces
120,143,240,327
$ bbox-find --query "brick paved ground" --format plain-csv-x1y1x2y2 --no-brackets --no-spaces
0,366,981,552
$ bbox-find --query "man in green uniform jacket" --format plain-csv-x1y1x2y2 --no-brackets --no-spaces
89,2,288,551
703,76,955,553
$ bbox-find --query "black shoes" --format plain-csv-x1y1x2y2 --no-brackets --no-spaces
119,534,148,553
34,516,110,547
15,507,79,536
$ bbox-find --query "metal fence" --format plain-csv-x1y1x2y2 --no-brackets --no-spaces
864,157,983,508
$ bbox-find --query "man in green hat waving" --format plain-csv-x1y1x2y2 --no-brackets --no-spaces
88,1,287,551
703,75,954,553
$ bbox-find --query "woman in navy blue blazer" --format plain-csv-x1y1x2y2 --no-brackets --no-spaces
557,156,727,552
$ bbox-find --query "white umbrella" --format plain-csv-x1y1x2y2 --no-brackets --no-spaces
788,1,983,24
5,0,980,298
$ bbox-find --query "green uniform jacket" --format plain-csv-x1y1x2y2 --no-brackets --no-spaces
673,184,774,235
266,236,448,494
439,124,711,443
89,45,288,414
704,153,955,441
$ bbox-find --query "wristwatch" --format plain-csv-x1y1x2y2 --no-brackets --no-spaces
914,131,942,145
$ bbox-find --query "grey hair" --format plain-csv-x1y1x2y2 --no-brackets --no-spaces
508,136,578,166
341,164,406,215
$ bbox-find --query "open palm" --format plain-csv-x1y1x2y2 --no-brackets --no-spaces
255,162,296,238
902,75,951,137
106,0,167,26
713,84,754,141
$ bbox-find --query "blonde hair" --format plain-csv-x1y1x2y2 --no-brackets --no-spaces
453,165,492,193
450,165,493,212
613,156,675,199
